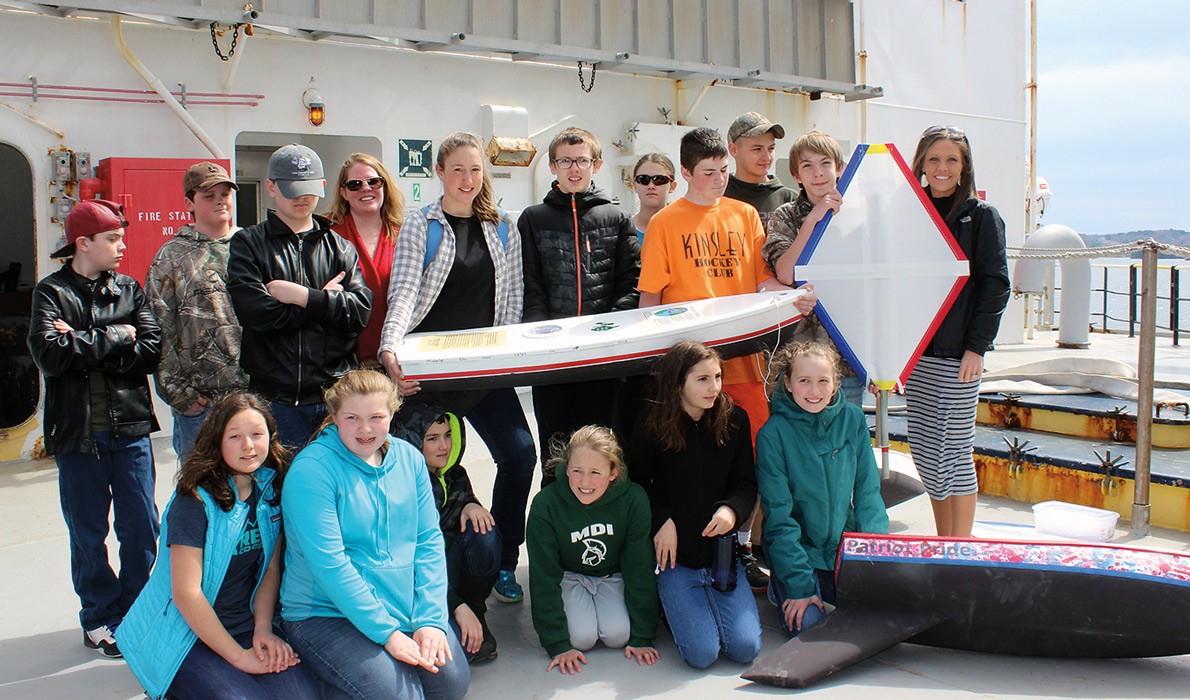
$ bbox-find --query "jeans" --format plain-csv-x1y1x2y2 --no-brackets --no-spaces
560,572,630,650
283,617,470,700
169,629,319,700
56,432,159,630
171,408,208,465
656,562,762,669
446,523,502,613
767,568,836,636
464,388,536,570
269,401,327,452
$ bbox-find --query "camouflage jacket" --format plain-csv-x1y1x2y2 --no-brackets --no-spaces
145,224,248,412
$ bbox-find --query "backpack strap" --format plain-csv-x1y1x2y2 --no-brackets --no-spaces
423,206,510,271
423,205,442,271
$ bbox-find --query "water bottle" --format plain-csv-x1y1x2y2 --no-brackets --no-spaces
711,533,738,592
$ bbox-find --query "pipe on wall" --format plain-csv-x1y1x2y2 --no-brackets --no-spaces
111,16,225,159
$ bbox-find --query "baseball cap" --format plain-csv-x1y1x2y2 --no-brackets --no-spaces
53,199,128,258
267,144,325,199
728,112,786,142
183,161,238,198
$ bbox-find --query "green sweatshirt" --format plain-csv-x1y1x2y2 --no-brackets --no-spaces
526,477,658,657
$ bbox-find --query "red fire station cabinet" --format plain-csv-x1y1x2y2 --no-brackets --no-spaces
96,157,232,284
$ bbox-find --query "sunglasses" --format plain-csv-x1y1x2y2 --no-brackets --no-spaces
634,174,674,186
344,177,384,192
922,125,969,143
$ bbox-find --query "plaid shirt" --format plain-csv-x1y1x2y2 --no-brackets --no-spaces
380,198,523,355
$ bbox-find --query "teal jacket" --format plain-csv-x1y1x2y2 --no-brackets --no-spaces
756,388,889,600
118,468,280,699
526,477,657,657
281,426,448,643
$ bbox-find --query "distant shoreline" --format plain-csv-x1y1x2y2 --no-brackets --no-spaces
1078,229,1188,259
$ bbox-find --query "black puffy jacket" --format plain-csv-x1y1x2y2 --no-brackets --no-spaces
228,211,372,404
518,183,640,321
28,267,161,456
925,197,1011,358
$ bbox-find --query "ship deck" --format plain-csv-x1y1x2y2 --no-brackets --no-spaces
2,330,1188,699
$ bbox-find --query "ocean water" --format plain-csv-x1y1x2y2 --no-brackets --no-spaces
1049,257,1189,337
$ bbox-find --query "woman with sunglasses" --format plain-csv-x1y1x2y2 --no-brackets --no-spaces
631,153,678,245
380,131,536,608
906,125,1010,537
328,153,406,365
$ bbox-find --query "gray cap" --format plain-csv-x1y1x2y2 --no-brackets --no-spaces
267,144,325,199
728,112,786,142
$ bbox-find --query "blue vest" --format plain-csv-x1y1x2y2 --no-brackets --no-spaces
118,469,280,699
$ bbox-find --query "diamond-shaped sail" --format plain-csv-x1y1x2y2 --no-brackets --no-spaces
796,143,969,387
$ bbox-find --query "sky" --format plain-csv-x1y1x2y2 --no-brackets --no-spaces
1036,1,1189,235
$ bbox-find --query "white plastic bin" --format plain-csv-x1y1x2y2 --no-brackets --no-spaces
1032,501,1119,542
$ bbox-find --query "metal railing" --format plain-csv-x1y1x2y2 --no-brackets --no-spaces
1007,239,1190,536
1050,261,1185,346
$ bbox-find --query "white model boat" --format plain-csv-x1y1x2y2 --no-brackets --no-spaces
396,290,806,391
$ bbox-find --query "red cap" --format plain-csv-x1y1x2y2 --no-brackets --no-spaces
53,199,128,259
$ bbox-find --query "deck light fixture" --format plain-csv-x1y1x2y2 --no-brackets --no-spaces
302,88,325,126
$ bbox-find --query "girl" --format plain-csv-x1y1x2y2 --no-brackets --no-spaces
631,153,678,244
327,153,405,366
526,426,659,675
379,131,536,604
628,341,761,669
280,370,469,700
119,392,318,700
907,125,1010,537
756,341,889,636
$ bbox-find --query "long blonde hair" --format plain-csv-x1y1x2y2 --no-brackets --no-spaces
315,370,401,436
436,132,500,224
327,153,405,239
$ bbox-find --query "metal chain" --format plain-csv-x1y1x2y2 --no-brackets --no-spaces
210,22,243,61
577,61,597,93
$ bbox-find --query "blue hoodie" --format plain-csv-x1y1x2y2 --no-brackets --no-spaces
281,425,448,643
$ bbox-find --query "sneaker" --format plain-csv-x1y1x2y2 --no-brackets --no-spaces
492,569,523,603
83,625,122,658
470,615,498,664
740,544,770,592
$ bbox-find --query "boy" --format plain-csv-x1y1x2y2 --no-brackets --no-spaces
28,199,162,657
394,402,502,663
762,131,864,406
724,112,797,229
146,162,248,460
638,128,814,591
519,127,640,459
228,144,373,449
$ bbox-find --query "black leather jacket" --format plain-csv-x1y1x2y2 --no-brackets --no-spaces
228,211,373,404
28,266,161,456
925,197,1011,358
519,183,640,321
